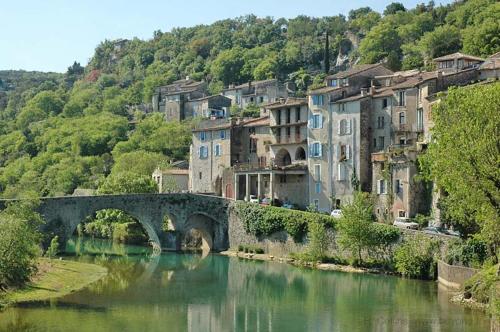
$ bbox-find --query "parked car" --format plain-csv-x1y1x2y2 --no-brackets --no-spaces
393,217,419,230
443,229,461,237
282,202,295,209
422,226,445,235
249,195,259,203
330,209,342,218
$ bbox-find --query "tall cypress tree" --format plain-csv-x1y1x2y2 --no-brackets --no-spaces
324,30,330,74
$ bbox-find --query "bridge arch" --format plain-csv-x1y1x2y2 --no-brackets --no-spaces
29,193,230,252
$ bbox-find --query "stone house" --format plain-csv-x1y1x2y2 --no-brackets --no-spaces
152,78,207,121
185,95,232,119
433,52,484,73
479,52,500,81
223,79,289,110
152,160,189,193
189,118,236,195
307,63,393,212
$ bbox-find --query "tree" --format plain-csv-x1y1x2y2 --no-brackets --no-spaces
384,3,406,16
97,171,157,194
337,192,375,263
358,22,402,70
45,236,59,258
0,200,42,288
421,83,500,254
418,25,461,60
210,47,246,85
462,18,500,58
111,150,169,176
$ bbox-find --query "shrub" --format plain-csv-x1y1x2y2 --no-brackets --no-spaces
235,201,335,242
394,235,439,279
307,220,328,261
45,236,60,258
464,264,499,304
445,237,488,268
0,201,43,288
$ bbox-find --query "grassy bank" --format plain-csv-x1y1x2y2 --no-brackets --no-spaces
0,258,107,307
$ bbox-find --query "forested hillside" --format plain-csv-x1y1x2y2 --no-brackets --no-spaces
0,0,498,198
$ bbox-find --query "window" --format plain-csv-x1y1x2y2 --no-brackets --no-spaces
313,199,319,210
220,130,226,139
249,127,256,135
311,113,323,129
286,108,291,123
200,131,206,141
339,103,345,112
296,109,301,122
398,91,406,106
277,111,282,124
399,112,406,125
382,98,388,109
338,119,351,135
315,182,321,194
249,138,257,153
417,108,424,131
399,137,407,145
395,179,403,194
337,163,346,181
330,79,337,87
250,97,254,103
198,145,208,159
310,142,322,158
286,127,291,136
343,78,349,86
398,210,406,217
373,138,377,148
259,96,264,103
377,179,386,194
314,164,321,180
378,136,385,149
214,144,222,156
339,144,350,160
377,116,385,129
199,172,202,180
312,95,324,106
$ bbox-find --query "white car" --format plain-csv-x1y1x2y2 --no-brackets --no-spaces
393,217,419,230
249,195,259,203
330,209,342,218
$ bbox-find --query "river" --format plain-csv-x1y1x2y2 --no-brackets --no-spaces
0,237,490,332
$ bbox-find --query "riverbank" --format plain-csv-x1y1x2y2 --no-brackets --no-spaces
220,250,383,274
0,258,107,308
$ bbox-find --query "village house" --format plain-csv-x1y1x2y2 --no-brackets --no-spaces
222,79,289,110
152,161,190,193
433,52,484,73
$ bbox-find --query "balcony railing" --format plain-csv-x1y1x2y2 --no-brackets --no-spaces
233,161,307,172
275,135,303,144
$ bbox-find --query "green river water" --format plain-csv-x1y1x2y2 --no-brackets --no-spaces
0,237,490,332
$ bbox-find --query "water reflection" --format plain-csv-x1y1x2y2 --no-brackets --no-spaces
0,237,490,332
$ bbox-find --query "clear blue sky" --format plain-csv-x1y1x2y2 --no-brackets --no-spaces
0,0,454,73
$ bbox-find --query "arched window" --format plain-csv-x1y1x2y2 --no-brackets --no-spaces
295,147,306,160
275,148,292,167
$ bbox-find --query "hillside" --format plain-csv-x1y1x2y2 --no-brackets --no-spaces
0,0,499,198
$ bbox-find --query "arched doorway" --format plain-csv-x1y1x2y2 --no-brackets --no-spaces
295,147,306,160
275,148,292,167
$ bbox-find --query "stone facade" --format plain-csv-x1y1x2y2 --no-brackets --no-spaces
223,79,289,109
185,95,232,119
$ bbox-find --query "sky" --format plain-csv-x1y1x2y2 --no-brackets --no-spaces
0,0,454,73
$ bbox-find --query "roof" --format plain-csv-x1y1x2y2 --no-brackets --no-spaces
372,71,438,97
336,93,371,103
326,63,387,79
308,86,340,94
241,116,270,127
224,79,277,91
188,94,231,102
157,79,205,95
433,52,485,62
264,97,307,110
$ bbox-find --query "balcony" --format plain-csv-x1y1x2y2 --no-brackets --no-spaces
233,161,308,173
270,120,308,128
274,135,304,144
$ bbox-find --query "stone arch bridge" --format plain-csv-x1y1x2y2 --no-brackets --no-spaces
0,194,232,252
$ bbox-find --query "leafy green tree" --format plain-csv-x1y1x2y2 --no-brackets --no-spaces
421,83,500,253
111,150,169,176
337,192,375,263
383,3,406,16
358,22,402,69
45,236,59,258
210,47,246,85
394,235,438,279
16,91,64,128
0,200,42,288
462,18,500,57
418,25,461,60
97,171,157,194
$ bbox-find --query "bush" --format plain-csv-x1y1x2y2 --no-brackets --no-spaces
464,264,499,304
235,201,335,241
236,244,265,254
0,201,43,288
394,235,439,279
445,237,488,268
45,236,60,258
307,220,328,261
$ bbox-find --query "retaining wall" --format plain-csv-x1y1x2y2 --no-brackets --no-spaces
437,259,479,290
